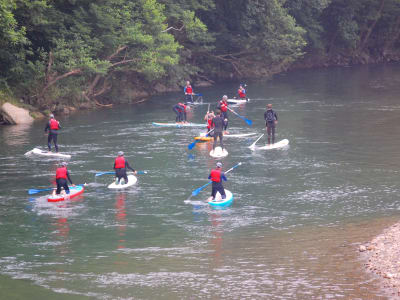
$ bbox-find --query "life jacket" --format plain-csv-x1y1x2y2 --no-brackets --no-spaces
178,103,186,112
56,167,68,179
207,118,213,129
219,101,228,112
185,85,193,94
115,156,126,169
50,119,59,130
266,110,276,122
210,169,222,182
238,89,246,98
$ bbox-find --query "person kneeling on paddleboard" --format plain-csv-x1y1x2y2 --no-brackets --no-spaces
45,114,61,152
212,109,226,151
264,104,278,145
208,162,227,201
55,162,75,195
114,151,136,184
238,84,246,99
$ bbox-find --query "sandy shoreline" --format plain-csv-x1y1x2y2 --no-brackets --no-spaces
361,222,400,299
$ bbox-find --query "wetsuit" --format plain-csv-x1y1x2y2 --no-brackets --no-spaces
173,104,182,122
264,109,278,144
114,156,135,184
184,85,193,104
211,114,226,150
45,119,61,152
179,103,187,122
55,166,73,195
208,169,227,200
218,101,229,130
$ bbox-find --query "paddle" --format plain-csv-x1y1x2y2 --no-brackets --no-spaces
188,128,214,150
227,107,252,126
95,170,147,177
248,134,264,150
28,183,85,195
191,162,242,196
194,93,203,96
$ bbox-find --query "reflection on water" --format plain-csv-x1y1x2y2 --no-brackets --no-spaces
1,124,32,146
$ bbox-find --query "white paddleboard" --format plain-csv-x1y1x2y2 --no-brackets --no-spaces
108,175,138,189
224,133,256,138
227,98,249,104
152,122,206,128
256,139,289,150
25,148,71,159
210,147,228,158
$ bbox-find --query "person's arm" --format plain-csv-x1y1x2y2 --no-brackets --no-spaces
125,161,136,173
113,162,116,170
221,173,227,181
184,86,187,94
274,112,278,121
264,111,267,121
57,121,61,130
208,173,212,180
66,171,73,185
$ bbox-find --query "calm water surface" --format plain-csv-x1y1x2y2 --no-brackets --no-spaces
1,64,400,299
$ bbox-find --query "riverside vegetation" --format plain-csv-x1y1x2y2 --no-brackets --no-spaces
1,0,399,112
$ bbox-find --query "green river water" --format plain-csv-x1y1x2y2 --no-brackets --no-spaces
1,63,400,299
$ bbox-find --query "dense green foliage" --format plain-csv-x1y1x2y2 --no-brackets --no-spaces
0,0,399,108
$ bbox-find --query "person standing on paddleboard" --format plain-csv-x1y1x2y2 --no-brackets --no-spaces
217,95,229,134
184,81,194,104
114,151,137,184
208,162,227,201
238,85,246,99
211,109,226,151
54,162,75,195
264,104,278,145
45,114,61,152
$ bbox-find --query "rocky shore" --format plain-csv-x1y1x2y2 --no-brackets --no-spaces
360,222,400,298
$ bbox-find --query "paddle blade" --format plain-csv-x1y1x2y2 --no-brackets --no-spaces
188,140,197,150
28,187,52,195
95,171,114,177
245,119,253,126
191,189,201,196
137,171,147,175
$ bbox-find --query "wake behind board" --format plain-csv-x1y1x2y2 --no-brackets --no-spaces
257,139,289,150
25,148,71,159
108,175,137,189
152,122,206,128
210,147,228,158
208,189,233,209
48,185,84,202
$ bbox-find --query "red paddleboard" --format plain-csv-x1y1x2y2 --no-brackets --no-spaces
48,185,84,202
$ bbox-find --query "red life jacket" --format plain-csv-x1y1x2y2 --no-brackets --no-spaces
207,119,213,129
220,101,228,112
178,103,186,112
186,85,193,94
56,167,68,179
50,119,59,130
210,169,222,182
238,89,246,98
115,156,126,169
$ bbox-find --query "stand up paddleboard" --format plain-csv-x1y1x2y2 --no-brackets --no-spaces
195,136,213,142
48,185,84,202
25,148,71,159
208,189,233,209
108,175,137,189
224,133,256,138
210,147,228,158
257,139,289,150
152,122,206,128
227,98,249,104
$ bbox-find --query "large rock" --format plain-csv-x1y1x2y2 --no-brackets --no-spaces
1,102,34,125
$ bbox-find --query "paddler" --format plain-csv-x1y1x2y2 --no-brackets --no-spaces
208,162,227,201
264,104,278,145
44,114,61,152
184,81,194,104
204,110,215,136
114,151,137,184
238,84,247,99
211,109,226,151
217,95,229,134
54,162,75,195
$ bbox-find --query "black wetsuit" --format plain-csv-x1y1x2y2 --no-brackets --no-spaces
44,121,60,152
114,160,135,184
264,109,278,144
212,115,226,150
173,104,182,122
56,171,73,195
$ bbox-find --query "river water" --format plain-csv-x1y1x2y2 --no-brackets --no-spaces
1,63,400,299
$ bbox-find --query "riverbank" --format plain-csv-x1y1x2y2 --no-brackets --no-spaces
361,221,400,299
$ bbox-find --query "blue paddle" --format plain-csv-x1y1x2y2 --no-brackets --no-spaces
28,183,85,195
95,170,147,177
188,128,214,150
191,162,242,196
227,107,252,126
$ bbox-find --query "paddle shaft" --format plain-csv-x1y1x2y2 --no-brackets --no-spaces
249,134,264,149
227,106,252,125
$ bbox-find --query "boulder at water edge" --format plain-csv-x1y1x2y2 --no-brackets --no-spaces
1,102,34,125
